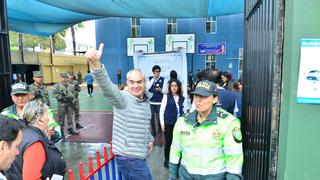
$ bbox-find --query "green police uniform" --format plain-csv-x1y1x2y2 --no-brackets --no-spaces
169,80,243,180
169,108,243,180
1,105,20,120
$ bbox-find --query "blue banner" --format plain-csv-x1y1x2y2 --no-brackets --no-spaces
198,43,226,55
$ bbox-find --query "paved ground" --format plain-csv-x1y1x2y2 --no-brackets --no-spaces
58,142,169,180
49,86,169,179
48,86,113,112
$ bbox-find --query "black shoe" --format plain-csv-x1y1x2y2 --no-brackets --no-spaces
68,128,79,135
76,123,83,129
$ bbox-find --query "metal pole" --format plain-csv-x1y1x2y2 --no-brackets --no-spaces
0,0,13,110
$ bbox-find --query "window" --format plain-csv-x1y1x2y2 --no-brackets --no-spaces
205,54,216,69
131,18,141,37
238,48,243,78
205,16,217,34
167,18,177,34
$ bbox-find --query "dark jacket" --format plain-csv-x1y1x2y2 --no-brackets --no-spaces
148,76,165,103
164,94,185,125
5,126,66,180
217,89,237,114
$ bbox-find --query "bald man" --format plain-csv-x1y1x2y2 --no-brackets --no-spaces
86,44,154,180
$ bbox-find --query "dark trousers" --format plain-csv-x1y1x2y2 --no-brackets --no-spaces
87,84,93,95
150,104,161,136
116,156,152,180
164,124,174,163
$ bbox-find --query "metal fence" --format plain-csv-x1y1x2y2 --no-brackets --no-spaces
243,0,284,179
68,143,121,180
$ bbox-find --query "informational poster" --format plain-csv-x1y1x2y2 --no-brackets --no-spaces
296,39,320,104
127,37,155,56
197,42,226,55
133,52,188,99
165,34,195,53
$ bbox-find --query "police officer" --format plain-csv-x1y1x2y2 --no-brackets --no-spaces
2,82,62,143
29,71,50,106
169,80,243,180
53,73,79,137
68,71,83,129
1,82,32,119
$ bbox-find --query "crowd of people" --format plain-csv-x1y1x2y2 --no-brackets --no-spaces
0,43,243,179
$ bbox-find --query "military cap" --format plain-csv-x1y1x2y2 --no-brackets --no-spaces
60,73,68,78
191,80,218,96
11,82,30,95
33,71,43,77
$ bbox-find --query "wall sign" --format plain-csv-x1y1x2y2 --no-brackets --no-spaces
297,39,320,104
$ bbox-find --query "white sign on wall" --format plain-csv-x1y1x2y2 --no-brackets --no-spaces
297,39,320,104
165,34,195,53
127,37,155,56
133,52,188,98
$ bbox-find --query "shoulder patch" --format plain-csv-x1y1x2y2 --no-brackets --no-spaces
232,127,242,143
217,111,228,118
182,112,190,118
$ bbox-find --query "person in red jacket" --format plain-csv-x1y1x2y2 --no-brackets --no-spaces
5,101,66,180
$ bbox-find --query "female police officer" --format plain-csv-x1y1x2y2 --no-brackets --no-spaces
169,80,243,180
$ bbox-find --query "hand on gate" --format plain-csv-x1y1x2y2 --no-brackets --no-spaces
85,43,104,70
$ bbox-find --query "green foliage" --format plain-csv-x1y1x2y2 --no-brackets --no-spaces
9,31,66,51
9,22,84,52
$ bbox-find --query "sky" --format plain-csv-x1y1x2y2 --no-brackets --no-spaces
64,20,96,54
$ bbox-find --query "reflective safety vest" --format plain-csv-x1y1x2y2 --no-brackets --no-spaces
1,105,20,120
169,107,243,179
1,105,59,128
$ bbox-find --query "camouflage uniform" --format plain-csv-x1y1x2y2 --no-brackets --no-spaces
53,73,78,135
30,71,50,106
68,74,82,127
29,84,50,106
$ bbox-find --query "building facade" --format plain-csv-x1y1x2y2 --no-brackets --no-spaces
95,14,244,83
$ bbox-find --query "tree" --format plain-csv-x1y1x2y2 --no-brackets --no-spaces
9,31,66,52
70,23,84,55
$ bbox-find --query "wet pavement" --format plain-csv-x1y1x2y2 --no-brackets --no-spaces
57,142,169,180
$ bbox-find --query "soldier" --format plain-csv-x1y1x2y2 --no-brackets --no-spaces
52,73,79,137
29,71,50,106
77,69,83,82
67,71,83,129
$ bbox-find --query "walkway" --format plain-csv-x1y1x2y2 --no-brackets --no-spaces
49,86,169,179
